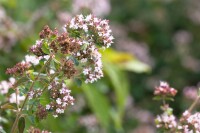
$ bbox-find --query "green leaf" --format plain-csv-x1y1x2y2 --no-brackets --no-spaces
41,41,50,54
18,117,25,133
69,56,79,66
40,91,50,106
101,48,150,73
103,63,128,130
118,60,150,73
14,77,29,88
28,115,35,124
74,78,82,87
153,96,162,101
82,83,111,128
1,103,17,110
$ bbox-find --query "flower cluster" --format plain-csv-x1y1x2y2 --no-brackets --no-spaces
45,81,75,118
179,111,200,132
65,14,114,49
28,89,42,100
154,81,200,133
6,62,30,75
155,104,177,130
154,81,177,97
155,112,177,129
29,14,113,84
3,14,113,131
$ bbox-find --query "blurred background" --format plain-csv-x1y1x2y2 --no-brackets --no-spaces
1,0,200,132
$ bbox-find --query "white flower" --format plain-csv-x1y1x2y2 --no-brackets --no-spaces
50,69,55,74
82,24,88,32
46,104,51,110
9,93,25,103
0,81,10,94
9,77,16,84
43,55,50,60
25,55,40,65
28,91,34,99
85,14,92,22
56,98,62,104
53,114,58,118
83,68,90,75
80,58,87,63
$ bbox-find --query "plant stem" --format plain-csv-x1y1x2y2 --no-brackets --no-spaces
10,56,52,133
188,95,200,113
29,72,58,111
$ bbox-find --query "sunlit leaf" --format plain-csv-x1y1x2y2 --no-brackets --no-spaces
1,103,17,110
101,48,150,73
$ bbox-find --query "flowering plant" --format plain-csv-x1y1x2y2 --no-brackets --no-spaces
0,14,113,132
154,81,200,133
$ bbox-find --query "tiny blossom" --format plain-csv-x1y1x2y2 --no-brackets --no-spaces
53,114,58,118
28,91,34,100
80,58,87,63
46,104,51,110
154,81,177,97
49,69,55,74
56,98,62,104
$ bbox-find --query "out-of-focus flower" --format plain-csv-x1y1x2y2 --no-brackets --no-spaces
183,87,198,100
111,23,153,66
28,126,51,133
154,81,177,97
9,93,25,103
0,6,20,52
25,55,41,66
72,0,111,17
79,114,98,131
180,112,200,132
187,0,200,25
131,125,156,133
0,78,15,95
173,30,193,45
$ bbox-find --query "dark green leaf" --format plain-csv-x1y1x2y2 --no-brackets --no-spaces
74,78,82,87
18,117,25,133
28,115,35,124
14,77,29,88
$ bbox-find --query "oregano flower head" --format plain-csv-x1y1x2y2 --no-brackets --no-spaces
5,14,114,120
